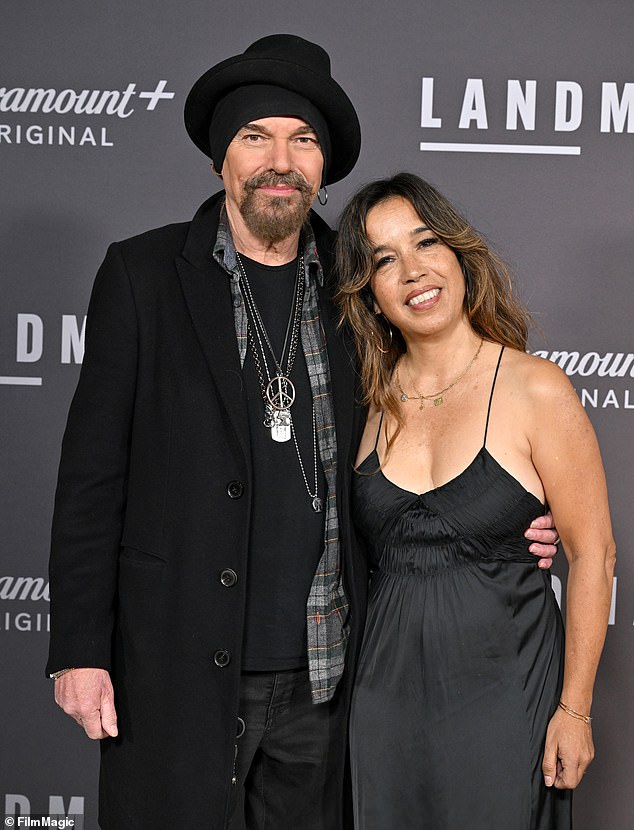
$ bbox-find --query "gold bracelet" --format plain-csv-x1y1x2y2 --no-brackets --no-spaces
558,700,592,725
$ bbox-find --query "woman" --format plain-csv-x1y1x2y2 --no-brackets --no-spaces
335,173,615,829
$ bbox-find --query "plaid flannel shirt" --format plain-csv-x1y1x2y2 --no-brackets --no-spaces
213,203,349,703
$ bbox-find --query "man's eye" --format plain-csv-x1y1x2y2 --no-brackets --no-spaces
295,135,318,145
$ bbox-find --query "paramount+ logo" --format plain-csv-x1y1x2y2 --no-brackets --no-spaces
0,576,49,634
535,349,634,411
0,81,175,149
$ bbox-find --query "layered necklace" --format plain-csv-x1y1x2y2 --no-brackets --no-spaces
235,250,322,512
395,338,484,409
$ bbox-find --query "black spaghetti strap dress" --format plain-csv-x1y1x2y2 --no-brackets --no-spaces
350,347,572,829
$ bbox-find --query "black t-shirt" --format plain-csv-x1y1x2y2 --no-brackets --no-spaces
238,254,327,670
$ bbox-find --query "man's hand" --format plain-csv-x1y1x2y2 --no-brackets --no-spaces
54,667,118,739
525,511,559,569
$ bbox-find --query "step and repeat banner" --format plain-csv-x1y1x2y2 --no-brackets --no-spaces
2,1,632,827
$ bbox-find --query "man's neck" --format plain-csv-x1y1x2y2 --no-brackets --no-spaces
225,199,301,265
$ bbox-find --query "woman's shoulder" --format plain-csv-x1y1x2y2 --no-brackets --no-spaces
501,346,579,408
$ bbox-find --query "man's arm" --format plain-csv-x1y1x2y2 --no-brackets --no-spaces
525,511,559,568
47,243,138,734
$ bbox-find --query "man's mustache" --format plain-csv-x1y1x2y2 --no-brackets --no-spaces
244,171,313,196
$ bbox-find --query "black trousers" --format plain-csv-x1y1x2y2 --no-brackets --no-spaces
228,668,345,830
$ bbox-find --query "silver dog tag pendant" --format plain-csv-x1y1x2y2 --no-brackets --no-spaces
271,423,291,442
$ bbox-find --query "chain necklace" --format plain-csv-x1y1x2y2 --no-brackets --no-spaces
236,250,304,442
236,250,322,512
396,338,484,409
293,405,322,513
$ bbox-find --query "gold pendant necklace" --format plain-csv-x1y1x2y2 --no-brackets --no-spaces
396,339,484,409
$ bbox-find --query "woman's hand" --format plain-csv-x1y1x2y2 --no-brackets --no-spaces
542,706,594,789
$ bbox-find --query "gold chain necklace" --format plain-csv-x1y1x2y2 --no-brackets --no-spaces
396,339,484,409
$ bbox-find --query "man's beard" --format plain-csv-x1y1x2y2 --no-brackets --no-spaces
239,172,315,244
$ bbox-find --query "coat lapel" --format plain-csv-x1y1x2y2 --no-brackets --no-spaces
176,195,251,463
317,280,357,468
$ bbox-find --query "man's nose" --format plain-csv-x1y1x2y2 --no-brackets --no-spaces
268,138,292,173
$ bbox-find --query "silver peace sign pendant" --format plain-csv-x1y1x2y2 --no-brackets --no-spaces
266,376,296,411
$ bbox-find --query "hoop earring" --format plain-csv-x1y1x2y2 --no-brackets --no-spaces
317,186,328,206
210,161,222,178
373,320,393,354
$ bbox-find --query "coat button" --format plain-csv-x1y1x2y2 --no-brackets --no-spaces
219,568,238,587
213,649,231,668
227,480,244,499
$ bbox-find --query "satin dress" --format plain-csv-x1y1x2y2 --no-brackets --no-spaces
350,348,572,829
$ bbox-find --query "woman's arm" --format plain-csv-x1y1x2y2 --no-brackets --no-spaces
527,357,616,788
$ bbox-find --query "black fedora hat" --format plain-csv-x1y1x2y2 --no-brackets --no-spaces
184,34,361,185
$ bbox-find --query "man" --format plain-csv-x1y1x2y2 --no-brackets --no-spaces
47,34,558,830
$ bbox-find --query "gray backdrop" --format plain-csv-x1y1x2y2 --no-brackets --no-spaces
1,1,632,827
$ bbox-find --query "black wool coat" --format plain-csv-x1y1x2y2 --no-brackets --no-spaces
47,192,369,829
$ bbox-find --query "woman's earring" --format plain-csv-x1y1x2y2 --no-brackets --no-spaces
317,186,328,206
373,314,393,354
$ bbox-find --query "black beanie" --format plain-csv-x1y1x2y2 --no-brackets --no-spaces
209,84,331,179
